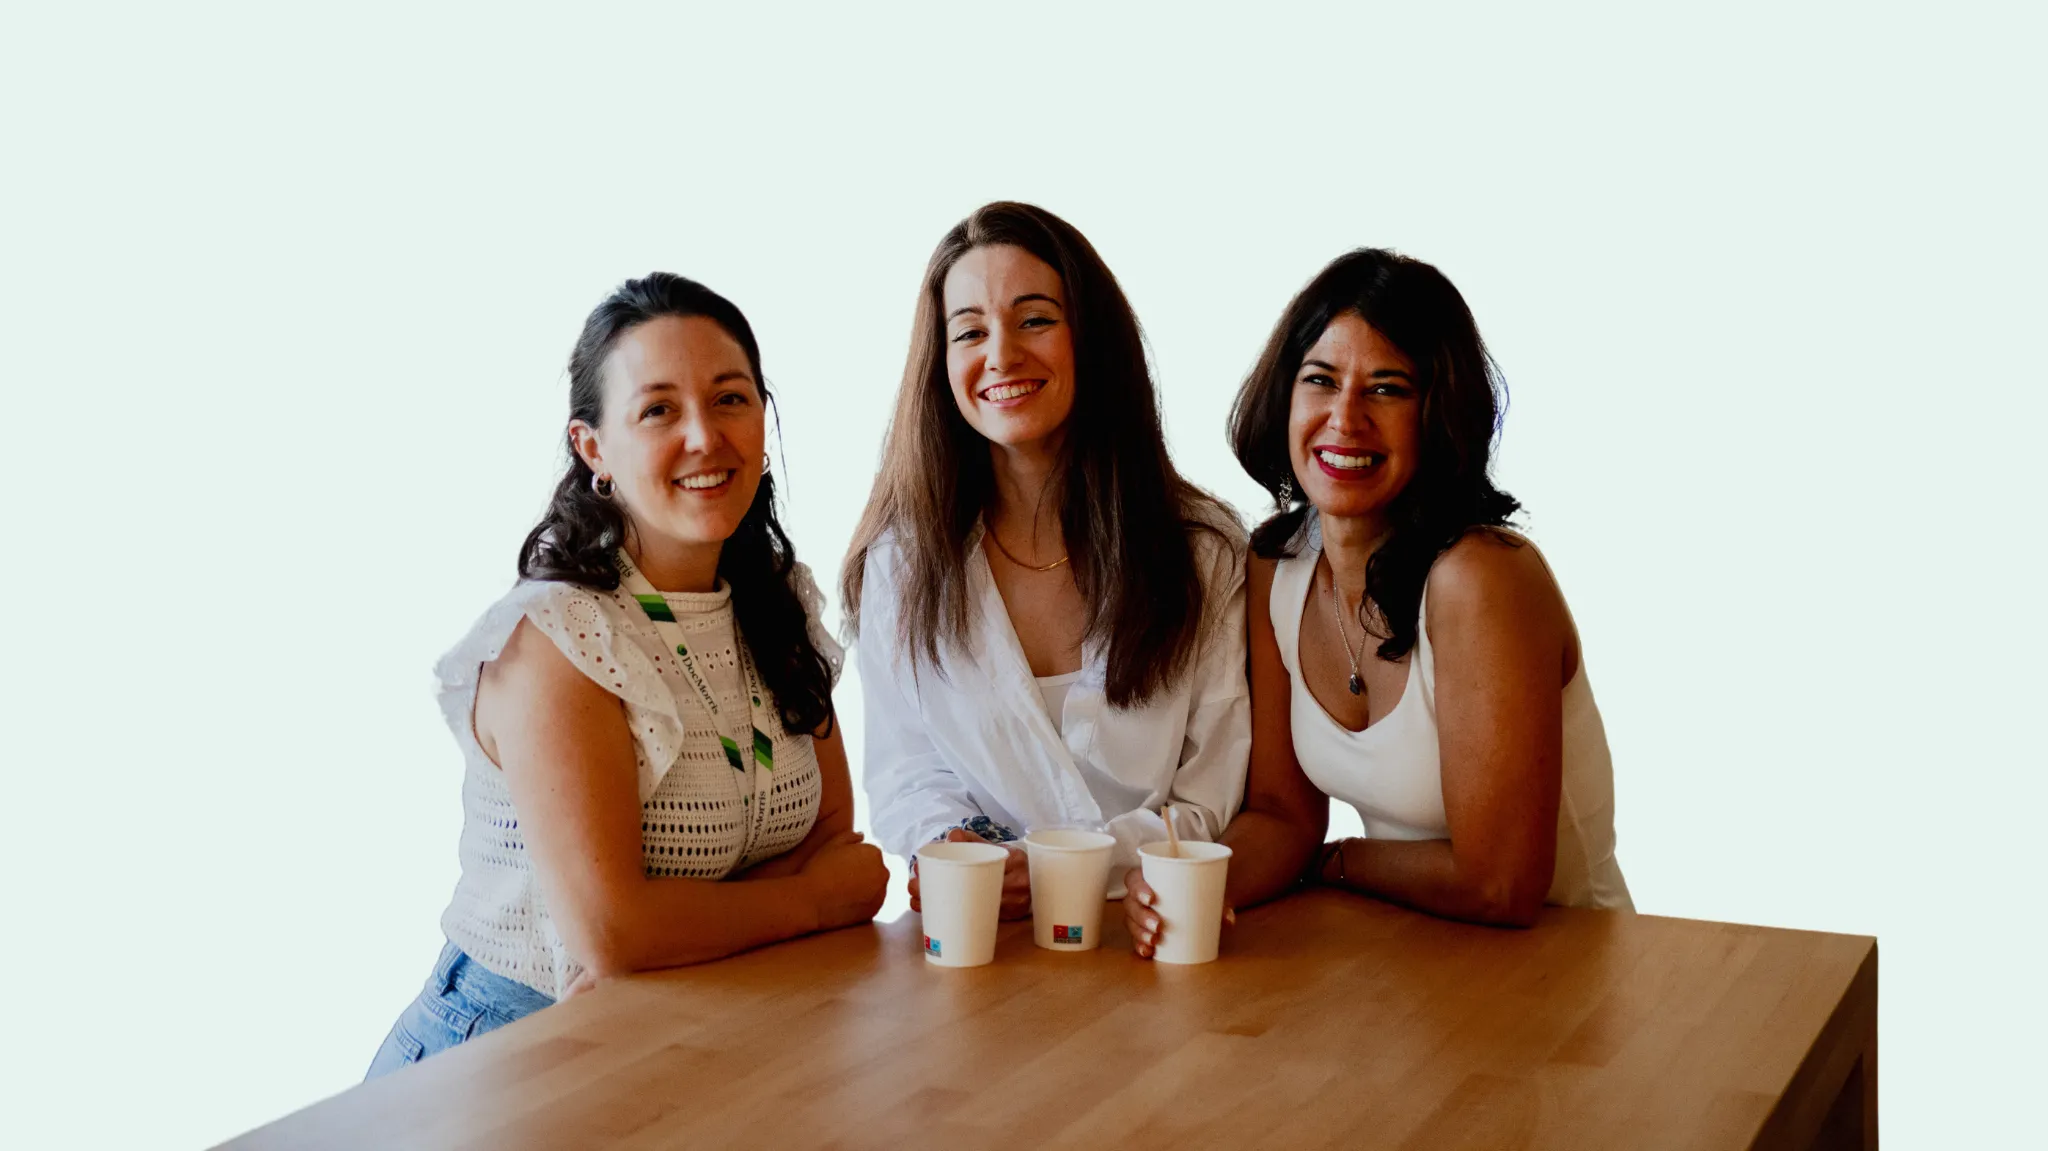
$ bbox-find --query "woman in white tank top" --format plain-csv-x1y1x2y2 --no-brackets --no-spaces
1124,250,1629,955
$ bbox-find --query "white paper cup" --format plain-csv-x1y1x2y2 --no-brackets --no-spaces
1024,829,1117,951
915,841,1008,967
1138,841,1233,965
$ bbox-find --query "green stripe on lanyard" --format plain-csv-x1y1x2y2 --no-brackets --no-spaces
616,549,777,861
623,575,773,775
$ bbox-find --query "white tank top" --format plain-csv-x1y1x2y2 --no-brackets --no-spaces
1035,669,1085,731
1271,540,1632,911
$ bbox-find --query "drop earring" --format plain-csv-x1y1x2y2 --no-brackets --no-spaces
1277,474,1294,508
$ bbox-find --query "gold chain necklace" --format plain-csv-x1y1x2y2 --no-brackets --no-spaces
1322,560,1367,697
987,525,1069,572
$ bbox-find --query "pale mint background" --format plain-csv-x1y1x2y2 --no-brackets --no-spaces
4,3,2041,1146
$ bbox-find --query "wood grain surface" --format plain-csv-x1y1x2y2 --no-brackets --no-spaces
222,890,1876,1150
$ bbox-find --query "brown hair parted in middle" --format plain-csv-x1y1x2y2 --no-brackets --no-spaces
841,201,1236,709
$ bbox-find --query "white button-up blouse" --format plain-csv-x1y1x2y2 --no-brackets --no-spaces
857,514,1252,894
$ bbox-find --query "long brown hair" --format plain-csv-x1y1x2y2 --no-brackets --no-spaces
842,202,1233,708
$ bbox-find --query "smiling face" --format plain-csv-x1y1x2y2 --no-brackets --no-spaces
941,244,1077,450
1288,311,1424,527
569,314,766,558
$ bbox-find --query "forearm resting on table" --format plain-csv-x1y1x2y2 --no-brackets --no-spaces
482,625,854,978
1220,811,1321,911
1330,837,1546,927
870,792,984,860
566,872,826,977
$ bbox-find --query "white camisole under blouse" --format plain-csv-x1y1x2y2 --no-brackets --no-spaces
1035,669,1085,733
1271,538,1633,911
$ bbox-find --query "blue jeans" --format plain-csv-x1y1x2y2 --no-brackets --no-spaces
364,940,556,1080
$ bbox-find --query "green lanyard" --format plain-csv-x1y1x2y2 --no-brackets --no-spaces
616,553,776,856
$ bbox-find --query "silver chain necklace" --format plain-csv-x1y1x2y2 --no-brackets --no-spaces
1323,561,1367,697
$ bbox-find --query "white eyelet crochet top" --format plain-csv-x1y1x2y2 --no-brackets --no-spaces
431,561,843,998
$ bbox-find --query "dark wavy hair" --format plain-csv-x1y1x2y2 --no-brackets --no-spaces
1229,248,1521,662
519,272,834,735
842,201,1234,708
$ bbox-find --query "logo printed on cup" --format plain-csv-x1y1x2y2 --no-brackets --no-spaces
1024,829,1115,954
924,935,942,958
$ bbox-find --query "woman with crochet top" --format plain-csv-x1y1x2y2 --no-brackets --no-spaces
366,274,887,1079
1124,249,1630,959
843,202,1251,921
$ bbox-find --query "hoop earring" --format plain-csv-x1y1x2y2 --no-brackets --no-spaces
762,452,772,476
591,472,615,499
1277,475,1294,508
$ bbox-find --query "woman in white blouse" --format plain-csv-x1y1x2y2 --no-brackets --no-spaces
1127,250,1630,956
843,201,1251,916
366,274,888,1078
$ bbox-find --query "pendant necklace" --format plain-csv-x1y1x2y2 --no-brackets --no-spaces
1323,561,1368,697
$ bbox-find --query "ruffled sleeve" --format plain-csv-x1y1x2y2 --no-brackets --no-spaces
432,580,690,803
791,561,845,687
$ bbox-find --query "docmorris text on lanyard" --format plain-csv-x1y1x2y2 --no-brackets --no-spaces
616,553,776,853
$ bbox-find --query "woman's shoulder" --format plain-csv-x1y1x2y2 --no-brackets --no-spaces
436,576,648,693
438,577,582,658
444,575,694,802
500,577,635,655
1425,529,1563,623
1245,550,1282,615
781,560,847,686
851,528,912,619
1180,491,1249,571
856,525,917,585
1181,489,1247,539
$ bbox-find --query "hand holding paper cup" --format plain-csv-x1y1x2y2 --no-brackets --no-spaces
910,830,1030,920
1137,841,1233,964
914,840,1008,967
1023,829,1116,951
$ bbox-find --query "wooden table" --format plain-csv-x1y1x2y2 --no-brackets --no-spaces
223,891,1876,1149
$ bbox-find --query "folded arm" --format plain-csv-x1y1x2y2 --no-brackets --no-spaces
855,574,986,859
1216,554,1331,911
476,618,883,978
1106,545,1254,880
1321,535,1567,927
